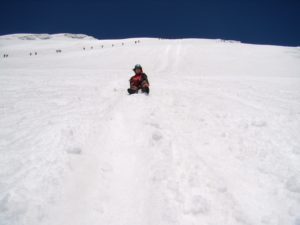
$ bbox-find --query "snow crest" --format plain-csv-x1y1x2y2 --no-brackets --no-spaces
0,33,96,41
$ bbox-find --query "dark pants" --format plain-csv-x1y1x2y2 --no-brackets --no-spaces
128,80,149,94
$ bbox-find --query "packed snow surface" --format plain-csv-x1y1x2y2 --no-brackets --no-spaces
0,34,300,225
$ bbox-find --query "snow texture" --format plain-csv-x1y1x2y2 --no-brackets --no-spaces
0,34,300,225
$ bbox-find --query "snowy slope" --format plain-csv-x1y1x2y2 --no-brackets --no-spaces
0,34,300,225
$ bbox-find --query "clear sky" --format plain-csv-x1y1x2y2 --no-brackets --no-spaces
1,0,299,46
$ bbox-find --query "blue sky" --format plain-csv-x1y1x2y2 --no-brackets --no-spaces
1,0,299,46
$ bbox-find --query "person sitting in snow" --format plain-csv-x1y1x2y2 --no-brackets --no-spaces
127,64,150,95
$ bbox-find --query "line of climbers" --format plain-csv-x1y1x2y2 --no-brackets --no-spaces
1,39,143,58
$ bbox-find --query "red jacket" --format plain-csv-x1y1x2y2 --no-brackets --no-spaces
130,73,149,87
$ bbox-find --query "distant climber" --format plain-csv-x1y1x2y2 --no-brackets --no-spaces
127,64,150,95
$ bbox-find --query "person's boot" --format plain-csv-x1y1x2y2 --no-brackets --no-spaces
142,86,149,95
128,88,138,95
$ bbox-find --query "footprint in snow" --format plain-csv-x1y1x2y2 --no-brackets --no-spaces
65,147,82,154
148,122,160,129
152,131,163,142
251,120,267,127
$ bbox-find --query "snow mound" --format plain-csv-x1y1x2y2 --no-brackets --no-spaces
0,33,96,41
61,33,96,40
216,39,241,44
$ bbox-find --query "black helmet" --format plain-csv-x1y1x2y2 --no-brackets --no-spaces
133,64,142,71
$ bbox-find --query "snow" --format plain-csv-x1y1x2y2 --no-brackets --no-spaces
0,34,300,225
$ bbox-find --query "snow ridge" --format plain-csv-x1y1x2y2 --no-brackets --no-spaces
0,33,96,41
